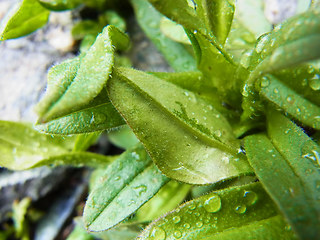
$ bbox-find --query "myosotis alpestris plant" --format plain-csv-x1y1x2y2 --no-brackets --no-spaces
1,0,320,239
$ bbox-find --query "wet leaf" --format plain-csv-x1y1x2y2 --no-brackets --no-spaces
194,0,235,44
107,67,252,184
84,145,169,231
131,0,196,72
0,0,50,40
259,74,320,130
35,25,129,122
245,111,320,239
139,182,296,240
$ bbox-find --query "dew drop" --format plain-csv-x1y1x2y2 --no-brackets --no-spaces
173,230,182,239
301,78,308,86
214,130,222,137
149,227,166,240
203,194,222,213
196,222,203,228
309,74,320,90
188,203,196,210
183,223,190,229
286,96,294,104
172,216,181,224
243,191,258,206
133,185,147,196
234,205,246,214
273,88,279,94
260,77,270,87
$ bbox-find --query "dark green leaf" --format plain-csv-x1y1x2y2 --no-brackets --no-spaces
259,74,320,130
0,0,50,40
139,182,296,240
72,20,102,40
38,0,82,11
245,111,320,239
107,67,252,184
35,25,129,122
131,0,196,72
84,145,169,231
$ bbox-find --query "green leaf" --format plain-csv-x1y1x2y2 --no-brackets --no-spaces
72,20,102,40
241,10,320,121
107,67,252,184
159,17,191,45
35,25,130,122
38,0,82,11
149,71,238,119
0,121,112,170
0,0,50,40
67,224,94,240
131,0,196,72
194,0,235,44
73,132,101,152
135,181,191,222
107,125,139,150
35,98,125,135
84,145,169,231
12,198,31,240
234,0,271,38
244,111,320,239
259,74,320,130
139,182,296,240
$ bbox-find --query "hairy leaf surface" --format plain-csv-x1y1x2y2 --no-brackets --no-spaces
108,67,252,184
0,0,50,40
84,145,169,231
139,182,296,240
36,25,129,122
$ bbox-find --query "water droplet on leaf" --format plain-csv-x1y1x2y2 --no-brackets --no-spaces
243,191,258,205
149,227,166,240
172,216,181,224
234,205,246,214
203,194,221,213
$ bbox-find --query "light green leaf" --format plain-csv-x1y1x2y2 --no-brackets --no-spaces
131,0,196,72
38,0,82,11
136,181,191,222
259,74,320,130
139,182,296,240
35,99,125,135
107,67,252,184
0,121,112,170
107,125,139,150
67,224,94,240
73,132,101,152
12,198,31,240
245,111,320,239
0,0,50,40
84,145,169,231
194,0,235,44
160,17,191,45
72,20,102,40
35,25,129,122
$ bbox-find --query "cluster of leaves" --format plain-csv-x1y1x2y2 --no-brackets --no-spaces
1,0,320,239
